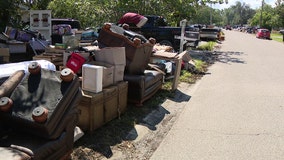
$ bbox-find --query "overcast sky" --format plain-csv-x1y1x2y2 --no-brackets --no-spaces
213,0,276,9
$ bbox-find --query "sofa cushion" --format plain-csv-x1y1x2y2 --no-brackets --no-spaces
143,70,164,89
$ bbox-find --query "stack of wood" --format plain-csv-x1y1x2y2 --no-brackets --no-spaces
33,46,65,69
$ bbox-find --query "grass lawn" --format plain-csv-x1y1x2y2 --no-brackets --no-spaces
271,33,283,42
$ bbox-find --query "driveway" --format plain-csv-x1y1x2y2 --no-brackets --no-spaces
150,30,284,160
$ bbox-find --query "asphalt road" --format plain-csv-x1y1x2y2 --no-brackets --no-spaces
150,30,284,160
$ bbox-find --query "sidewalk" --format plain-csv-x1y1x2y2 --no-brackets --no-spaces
150,31,284,160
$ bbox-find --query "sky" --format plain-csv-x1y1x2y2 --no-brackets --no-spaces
213,0,276,9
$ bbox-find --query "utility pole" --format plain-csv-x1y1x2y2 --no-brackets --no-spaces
260,0,264,27
210,2,213,25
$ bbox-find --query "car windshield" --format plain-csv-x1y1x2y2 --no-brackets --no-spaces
260,29,269,33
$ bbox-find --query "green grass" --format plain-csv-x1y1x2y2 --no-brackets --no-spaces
194,59,207,73
179,70,194,83
179,59,208,84
197,41,216,51
271,33,283,42
161,81,173,90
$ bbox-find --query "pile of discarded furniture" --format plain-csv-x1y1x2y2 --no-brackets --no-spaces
0,21,190,159
76,23,164,132
98,23,164,106
0,27,49,64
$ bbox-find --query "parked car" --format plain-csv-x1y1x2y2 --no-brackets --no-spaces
256,29,271,39
225,25,232,30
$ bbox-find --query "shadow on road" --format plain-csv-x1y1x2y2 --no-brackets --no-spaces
189,50,246,65
215,51,246,64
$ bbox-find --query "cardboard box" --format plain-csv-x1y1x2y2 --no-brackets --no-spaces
77,90,104,132
117,81,128,116
0,48,10,63
113,64,125,84
87,61,114,88
95,47,126,65
103,85,118,123
82,64,103,93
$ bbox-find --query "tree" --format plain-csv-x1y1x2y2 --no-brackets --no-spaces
0,0,25,31
191,5,223,26
274,3,284,28
2,0,232,31
46,0,229,28
248,4,274,30
20,0,51,9
223,1,255,26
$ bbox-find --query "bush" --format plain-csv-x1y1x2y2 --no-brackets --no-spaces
197,41,216,51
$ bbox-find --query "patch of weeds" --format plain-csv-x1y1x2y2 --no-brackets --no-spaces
197,41,216,51
179,70,195,83
162,81,172,90
179,58,209,84
194,59,208,73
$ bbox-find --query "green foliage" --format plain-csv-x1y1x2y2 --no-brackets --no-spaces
0,0,20,31
191,5,223,25
274,3,284,29
162,81,173,91
194,59,207,72
6,0,284,33
197,41,216,51
50,0,109,28
223,1,255,26
248,4,275,29
46,0,226,28
179,70,194,83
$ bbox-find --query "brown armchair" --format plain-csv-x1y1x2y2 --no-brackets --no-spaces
97,24,163,105
123,70,163,106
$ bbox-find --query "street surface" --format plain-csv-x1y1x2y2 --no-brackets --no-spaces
150,30,284,160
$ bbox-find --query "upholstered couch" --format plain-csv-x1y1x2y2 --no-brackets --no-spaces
0,61,82,159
